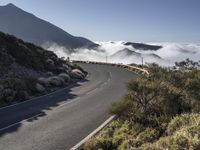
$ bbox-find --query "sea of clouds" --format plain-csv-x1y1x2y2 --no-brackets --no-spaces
46,41,200,66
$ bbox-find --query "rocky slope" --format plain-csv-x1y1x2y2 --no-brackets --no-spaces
0,3,98,51
0,31,86,106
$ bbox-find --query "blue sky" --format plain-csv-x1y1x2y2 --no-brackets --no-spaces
0,0,200,43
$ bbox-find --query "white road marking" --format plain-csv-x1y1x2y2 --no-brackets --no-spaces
0,71,114,133
0,97,82,132
85,87,99,95
0,79,109,132
0,71,111,111
0,113,43,132
70,115,116,150
0,81,83,111
109,72,112,78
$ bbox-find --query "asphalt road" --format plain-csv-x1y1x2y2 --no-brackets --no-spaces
0,63,137,150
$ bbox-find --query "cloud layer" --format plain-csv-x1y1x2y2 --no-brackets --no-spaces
46,41,200,66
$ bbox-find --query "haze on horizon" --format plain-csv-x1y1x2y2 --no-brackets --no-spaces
0,0,200,43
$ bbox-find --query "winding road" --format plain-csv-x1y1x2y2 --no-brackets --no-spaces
0,63,137,150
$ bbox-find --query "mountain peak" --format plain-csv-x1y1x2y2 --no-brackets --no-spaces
6,3,15,6
0,3,20,11
0,3,97,50
2,3,16,8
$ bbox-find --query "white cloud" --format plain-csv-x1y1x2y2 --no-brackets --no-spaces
45,41,200,66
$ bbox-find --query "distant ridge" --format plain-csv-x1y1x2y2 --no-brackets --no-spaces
110,48,162,60
124,42,162,50
0,3,98,51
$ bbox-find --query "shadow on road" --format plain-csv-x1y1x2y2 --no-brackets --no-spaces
0,79,88,137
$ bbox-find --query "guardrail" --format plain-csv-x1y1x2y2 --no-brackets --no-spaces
72,60,149,76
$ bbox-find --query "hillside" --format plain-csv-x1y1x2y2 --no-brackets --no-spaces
84,60,200,150
0,3,98,51
0,31,86,106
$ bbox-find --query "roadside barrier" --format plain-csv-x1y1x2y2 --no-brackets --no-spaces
72,60,149,76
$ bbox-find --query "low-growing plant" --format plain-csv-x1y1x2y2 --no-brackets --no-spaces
84,60,200,150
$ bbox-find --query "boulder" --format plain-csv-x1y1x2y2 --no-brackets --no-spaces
71,69,85,79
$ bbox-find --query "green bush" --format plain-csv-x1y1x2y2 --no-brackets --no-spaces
112,121,131,146
84,60,200,150
109,97,132,117
0,77,37,104
140,114,200,150
137,128,159,145
167,114,200,135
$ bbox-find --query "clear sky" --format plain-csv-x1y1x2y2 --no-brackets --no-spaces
0,0,200,43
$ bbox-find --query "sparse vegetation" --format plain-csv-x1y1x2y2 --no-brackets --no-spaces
0,31,87,107
84,59,200,150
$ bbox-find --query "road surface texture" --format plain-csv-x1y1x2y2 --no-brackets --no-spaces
0,63,137,150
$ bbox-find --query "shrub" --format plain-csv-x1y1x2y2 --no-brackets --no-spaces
15,90,29,101
109,97,132,117
136,128,160,146
140,114,200,150
22,77,38,94
167,114,200,135
152,126,200,150
84,120,123,150
0,84,3,99
112,121,130,146
58,73,71,82
35,83,46,93
84,137,102,150
0,77,37,103
1,88,16,103
38,77,50,87
48,76,64,86
84,61,200,150
119,138,138,150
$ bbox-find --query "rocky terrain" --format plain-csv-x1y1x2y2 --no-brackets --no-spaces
0,31,87,107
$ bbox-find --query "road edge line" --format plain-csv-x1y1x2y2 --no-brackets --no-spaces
0,75,88,110
0,113,43,132
0,96,83,132
70,115,116,150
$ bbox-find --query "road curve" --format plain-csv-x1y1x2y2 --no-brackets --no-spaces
0,63,137,150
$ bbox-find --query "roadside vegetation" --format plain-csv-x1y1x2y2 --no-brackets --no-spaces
0,31,87,107
84,59,200,150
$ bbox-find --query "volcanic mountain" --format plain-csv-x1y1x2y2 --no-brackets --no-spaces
0,3,98,51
